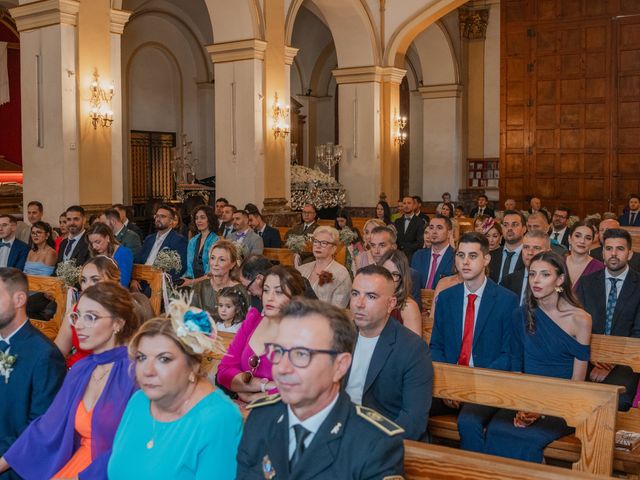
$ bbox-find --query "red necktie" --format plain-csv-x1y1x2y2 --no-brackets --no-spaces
458,293,477,366
425,253,441,289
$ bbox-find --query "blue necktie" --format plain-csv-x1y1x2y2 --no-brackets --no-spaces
64,238,76,257
605,278,620,335
500,250,516,282
0,340,9,352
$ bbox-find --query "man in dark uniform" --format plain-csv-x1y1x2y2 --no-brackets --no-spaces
237,298,405,479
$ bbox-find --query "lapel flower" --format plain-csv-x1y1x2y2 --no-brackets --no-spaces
318,271,334,286
0,349,18,384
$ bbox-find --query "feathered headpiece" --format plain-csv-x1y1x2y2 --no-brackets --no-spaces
481,217,496,235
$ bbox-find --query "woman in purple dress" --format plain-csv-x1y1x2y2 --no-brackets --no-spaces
565,220,604,291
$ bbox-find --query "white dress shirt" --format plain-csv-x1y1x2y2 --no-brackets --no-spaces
63,231,85,261
345,334,380,404
145,230,171,265
287,393,340,459
0,235,14,268
462,277,488,367
605,266,629,300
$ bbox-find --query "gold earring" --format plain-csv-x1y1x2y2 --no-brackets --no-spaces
555,286,564,293
188,372,196,383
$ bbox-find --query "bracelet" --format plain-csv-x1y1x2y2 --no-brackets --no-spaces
260,378,269,393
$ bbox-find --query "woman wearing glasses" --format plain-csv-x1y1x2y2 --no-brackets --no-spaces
24,221,57,276
0,282,139,479
108,299,241,479
217,266,306,403
296,226,352,308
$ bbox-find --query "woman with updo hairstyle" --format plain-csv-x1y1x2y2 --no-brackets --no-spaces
109,299,241,479
86,221,133,287
0,283,139,479
55,255,122,367
217,265,306,402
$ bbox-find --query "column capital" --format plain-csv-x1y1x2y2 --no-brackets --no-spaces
110,9,132,35
332,66,406,85
207,39,267,64
458,7,490,40
419,84,463,99
9,0,80,32
284,45,298,66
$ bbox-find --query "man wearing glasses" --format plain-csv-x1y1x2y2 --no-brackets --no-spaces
345,265,433,441
285,204,318,239
237,298,404,479
549,207,571,248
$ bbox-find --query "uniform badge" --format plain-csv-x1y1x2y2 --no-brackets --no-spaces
330,422,342,434
262,455,276,479
246,393,282,409
355,405,405,436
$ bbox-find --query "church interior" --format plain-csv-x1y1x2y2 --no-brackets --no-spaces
1,0,640,478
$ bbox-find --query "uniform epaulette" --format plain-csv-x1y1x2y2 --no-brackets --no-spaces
355,405,405,436
245,393,281,409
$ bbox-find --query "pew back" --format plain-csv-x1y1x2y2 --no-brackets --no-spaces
27,275,67,340
132,265,163,315
432,362,620,475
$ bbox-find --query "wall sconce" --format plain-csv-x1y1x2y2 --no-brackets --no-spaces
272,92,290,139
89,69,114,129
393,108,407,146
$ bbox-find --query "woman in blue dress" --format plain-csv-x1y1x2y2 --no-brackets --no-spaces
23,221,57,276
181,205,219,287
484,251,592,463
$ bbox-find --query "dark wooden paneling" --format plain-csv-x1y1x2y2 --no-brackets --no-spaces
501,0,640,217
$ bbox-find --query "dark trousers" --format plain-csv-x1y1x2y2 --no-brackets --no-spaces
590,364,640,411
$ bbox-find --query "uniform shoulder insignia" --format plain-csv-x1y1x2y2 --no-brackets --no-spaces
245,393,281,409
355,405,404,436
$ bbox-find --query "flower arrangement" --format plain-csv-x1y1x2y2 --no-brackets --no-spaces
153,249,182,273
0,349,17,384
339,227,359,245
285,234,309,254
290,165,347,210
56,259,82,287
231,240,249,262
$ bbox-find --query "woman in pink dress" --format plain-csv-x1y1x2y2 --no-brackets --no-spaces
566,221,604,291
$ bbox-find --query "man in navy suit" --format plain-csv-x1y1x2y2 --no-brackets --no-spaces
549,207,571,248
430,232,518,452
248,210,281,248
411,215,455,290
345,265,433,441
55,205,91,274
469,194,495,218
393,196,426,262
132,204,187,290
577,228,640,411
369,226,421,305
489,210,526,283
620,194,640,227
0,216,28,272
0,269,66,479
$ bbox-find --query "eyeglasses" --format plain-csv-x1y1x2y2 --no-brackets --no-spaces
68,311,114,327
265,343,339,368
241,354,261,383
312,239,336,248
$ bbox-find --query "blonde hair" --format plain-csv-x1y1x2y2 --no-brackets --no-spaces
313,225,339,244
364,219,386,233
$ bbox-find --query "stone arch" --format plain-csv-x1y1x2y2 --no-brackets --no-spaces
286,0,379,67
203,0,263,43
412,21,458,86
384,0,466,68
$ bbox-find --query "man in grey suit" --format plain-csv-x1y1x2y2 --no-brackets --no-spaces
225,209,264,255
101,209,142,256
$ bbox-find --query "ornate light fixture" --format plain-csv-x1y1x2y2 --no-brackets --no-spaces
393,108,407,146
271,92,290,139
89,69,114,129
315,143,343,177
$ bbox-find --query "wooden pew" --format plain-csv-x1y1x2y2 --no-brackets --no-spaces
420,289,435,317
352,216,368,234
457,217,475,235
27,275,67,340
264,248,297,266
404,441,605,480
429,362,620,475
132,265,163,315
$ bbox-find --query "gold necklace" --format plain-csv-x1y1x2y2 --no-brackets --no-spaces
146,382,198,449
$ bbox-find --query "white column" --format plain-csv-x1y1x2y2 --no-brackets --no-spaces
409,90,424,197
332,67,382,207
11,1,81,216
208,40,266,206
420,84,463,202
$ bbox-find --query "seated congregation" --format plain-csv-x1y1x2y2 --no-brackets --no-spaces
1,193,640,479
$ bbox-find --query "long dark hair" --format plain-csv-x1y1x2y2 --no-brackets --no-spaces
190,205,218,236
334,207,354,230
30,221,55,251
525,251,582,333
376,201,393,225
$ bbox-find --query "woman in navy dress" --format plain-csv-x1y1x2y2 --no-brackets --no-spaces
484,251,591,463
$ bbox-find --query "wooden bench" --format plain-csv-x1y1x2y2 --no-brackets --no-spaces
420,289,435,317
404,441,605,479
429,362,620,475
27,275,67,340
426,334,640,475
352,216,368,234
132,264,163,315
264,248,297,266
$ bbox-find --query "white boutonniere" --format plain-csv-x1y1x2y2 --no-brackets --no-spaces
0,348,17,384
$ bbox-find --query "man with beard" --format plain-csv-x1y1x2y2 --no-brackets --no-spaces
237,298,404,479
132,205,187,290
55,205,90,274
0,268,65,480
577,228,640,411
489,210,526,283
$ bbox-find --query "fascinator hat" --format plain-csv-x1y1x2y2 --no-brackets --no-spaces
481,217,496,235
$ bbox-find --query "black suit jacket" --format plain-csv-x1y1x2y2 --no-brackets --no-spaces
576,268,640,337
500,269,526,302
344,318,433,441
393,215,426,262
125,220,144,240
55,234,91,274
259,225,281,248
470,207,495,218
0,322,66,479
237,392,404,479
489,247,525,283
549,228,570,248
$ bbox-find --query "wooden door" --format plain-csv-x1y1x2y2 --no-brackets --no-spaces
130,131,176,204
